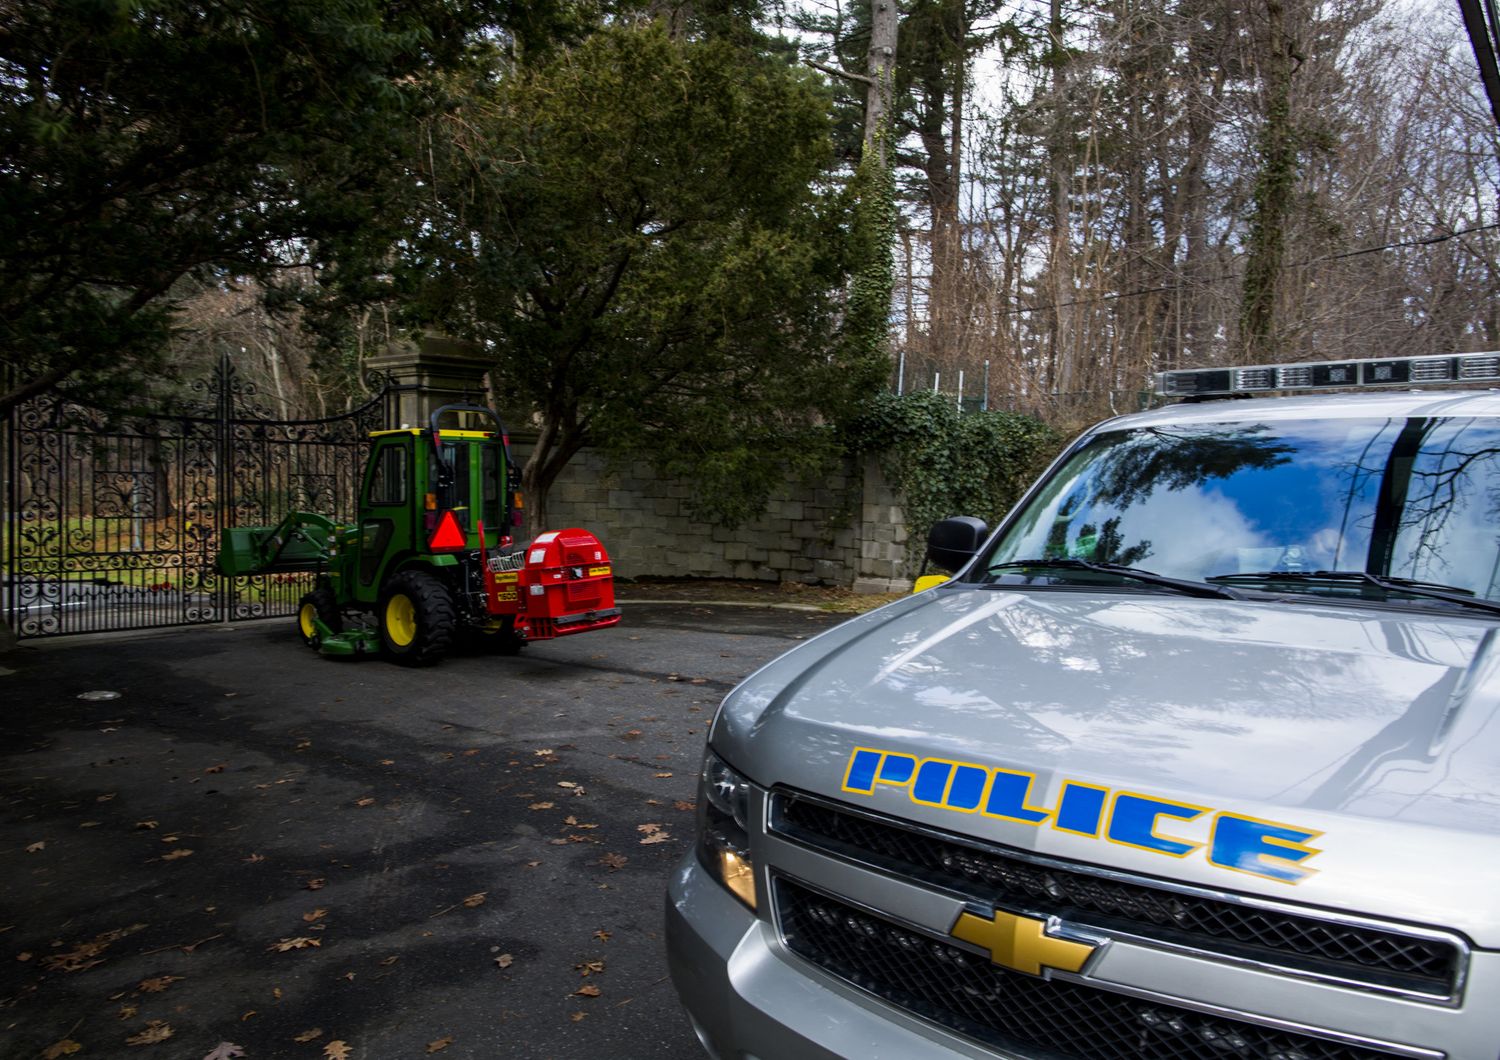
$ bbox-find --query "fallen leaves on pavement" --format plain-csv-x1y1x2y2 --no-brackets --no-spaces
528,801,554,810
324,1040,352,1059
294,1028,323,1042
573,984,601,998
303,908,329,923
269,937,322,952
202,1044,245,1060
161,848,194,861
462,893,486,908
41,1040,81,1058
26,841,45,853
138,975,183,992
598,853,628,871
44,923,147,973
306,878,327,891
494,953,514,969
637,823,672,845
427,1037,454,1053
125,1020,173,1046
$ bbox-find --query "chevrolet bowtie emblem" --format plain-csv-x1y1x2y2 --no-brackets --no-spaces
950,907,1098,977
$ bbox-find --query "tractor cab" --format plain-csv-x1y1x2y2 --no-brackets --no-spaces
350,404,521,603
424,405,522,551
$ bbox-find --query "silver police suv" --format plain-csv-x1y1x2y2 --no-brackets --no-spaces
667,354,1500,1060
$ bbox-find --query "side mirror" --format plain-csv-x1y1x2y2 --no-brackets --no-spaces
927,516,989,574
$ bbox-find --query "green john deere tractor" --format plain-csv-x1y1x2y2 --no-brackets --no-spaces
216,404,619,665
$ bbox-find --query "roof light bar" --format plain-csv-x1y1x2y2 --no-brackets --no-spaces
1155,353,1500,398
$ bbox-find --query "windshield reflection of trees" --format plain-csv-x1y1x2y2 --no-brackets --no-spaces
1029,419,1500,598
1038,425,1296,567
1347,418,1500,593
1090,425,1297,507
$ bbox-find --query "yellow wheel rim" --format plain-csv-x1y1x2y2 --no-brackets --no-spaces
299,603,318,640
385,593,417,647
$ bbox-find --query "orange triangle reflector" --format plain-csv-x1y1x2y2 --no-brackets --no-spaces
429,510,467,551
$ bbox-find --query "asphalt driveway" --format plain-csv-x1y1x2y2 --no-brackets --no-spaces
0,602,843,1060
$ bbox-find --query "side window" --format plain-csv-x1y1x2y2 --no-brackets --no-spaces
481,444,504,529
434,441,472,526
367,445,408,507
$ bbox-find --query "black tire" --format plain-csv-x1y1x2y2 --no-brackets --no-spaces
377,569,456,666
487,616,526,655
297,588,342,649
456,616,525,656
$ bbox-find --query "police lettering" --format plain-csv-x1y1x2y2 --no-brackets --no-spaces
842,747,1322,885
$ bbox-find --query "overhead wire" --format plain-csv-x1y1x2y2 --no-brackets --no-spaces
992,221,1500,317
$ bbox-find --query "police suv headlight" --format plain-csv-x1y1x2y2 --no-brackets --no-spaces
695,748,758,911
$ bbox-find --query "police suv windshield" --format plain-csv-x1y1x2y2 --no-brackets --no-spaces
978,416,1500,604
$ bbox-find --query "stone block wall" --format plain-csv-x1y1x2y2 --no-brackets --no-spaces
512,438,912,591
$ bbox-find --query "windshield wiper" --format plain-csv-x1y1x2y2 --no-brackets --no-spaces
985,558,1245,600
1206,570,1500,617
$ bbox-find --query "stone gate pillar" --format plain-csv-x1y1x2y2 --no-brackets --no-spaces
365,334,491,429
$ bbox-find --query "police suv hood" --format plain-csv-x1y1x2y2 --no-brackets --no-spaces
712,587,1500,942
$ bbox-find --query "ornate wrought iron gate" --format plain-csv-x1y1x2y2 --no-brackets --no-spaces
2,356,390,639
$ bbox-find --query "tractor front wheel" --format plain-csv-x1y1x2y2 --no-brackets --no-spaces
377,570,456,666
297,588,342,650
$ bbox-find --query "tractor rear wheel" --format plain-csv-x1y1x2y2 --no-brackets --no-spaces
297,588,342,649
377,569,456,666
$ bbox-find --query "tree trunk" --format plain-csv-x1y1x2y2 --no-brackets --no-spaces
924,0,965,376
1240,0,1297,361
520,414,586,542
1046,0,1074,397
866,0,899,165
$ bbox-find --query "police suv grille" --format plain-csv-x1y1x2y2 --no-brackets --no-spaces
777,878,1405,1060
773,793,1460,997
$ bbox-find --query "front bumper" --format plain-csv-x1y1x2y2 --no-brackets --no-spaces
664,853,1002,1060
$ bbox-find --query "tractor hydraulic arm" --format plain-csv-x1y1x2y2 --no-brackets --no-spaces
216,512,342,578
